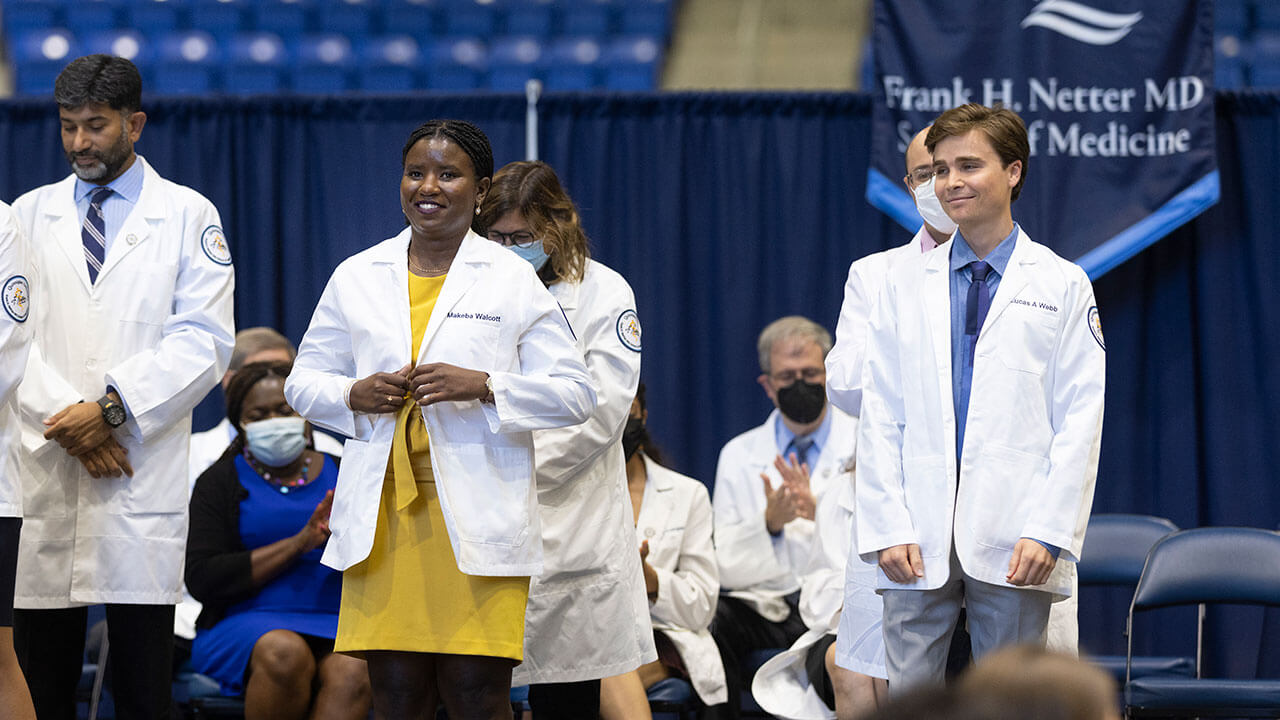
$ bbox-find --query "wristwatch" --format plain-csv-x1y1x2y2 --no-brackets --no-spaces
98,395,126,428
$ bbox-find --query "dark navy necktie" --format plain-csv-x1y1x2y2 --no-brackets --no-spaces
965,260,992,364
82,187,112,283
789,437,815,469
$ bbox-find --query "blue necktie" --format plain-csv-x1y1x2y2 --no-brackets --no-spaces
82,187,112,283
965,260,992,364
789,437,814,469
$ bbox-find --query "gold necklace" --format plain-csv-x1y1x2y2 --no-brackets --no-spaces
408,253,451,276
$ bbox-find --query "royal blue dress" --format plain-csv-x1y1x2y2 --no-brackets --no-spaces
190,455,342,696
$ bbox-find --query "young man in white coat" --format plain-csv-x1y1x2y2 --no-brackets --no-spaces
855,103,1104,694
10,55,235,720
711,316,858,718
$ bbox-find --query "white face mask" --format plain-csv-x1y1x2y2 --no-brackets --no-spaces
244,416,308,467
913,177,957,235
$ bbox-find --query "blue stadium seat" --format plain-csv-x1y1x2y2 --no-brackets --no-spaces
226,32,289,94
190,0,249,41
440,0,499,36
11,28,77,97
64,0,123,39
2,0,61,36
504,0,555,36
542,36,601,90
356,34,421,91
560,0,613,36
316,0,378,38
252,0,311,41
293,34,355,92
486,35,542,91
154,30,221,95
1256,1,1280,32
1215,0,1249,35
380,0,437,36
124,0,188,34
618,0,672,37
1252,31,1280,87
599,35,662,90
82,30,152,69
1216,34,1248,90
422,37,485,89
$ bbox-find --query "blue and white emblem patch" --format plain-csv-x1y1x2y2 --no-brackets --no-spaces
200,225,232,266
616,309,642,352
1088,306,1104,351
2,275,29,323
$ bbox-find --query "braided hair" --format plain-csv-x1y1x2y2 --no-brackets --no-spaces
222,360,294,457
401,119,494,180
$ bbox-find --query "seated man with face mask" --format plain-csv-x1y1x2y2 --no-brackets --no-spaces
710,316,858,718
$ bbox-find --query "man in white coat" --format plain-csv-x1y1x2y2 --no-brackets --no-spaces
711,316,858,718
10,55,234,720
825,125,954,418
855,103,1104,694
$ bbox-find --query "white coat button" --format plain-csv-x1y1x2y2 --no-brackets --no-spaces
644,527,656,538
126,234,138,245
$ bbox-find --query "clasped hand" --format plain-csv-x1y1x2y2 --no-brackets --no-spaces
348,363,489,414
762,452,816,535
44,402,133,478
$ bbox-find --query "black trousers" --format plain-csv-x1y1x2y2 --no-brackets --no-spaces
706,593,807,719
527,679,601,719
14,604,175,720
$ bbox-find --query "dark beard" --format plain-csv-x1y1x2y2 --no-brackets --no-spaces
67,128,132,182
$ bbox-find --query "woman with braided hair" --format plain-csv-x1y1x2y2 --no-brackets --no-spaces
285,120,596,720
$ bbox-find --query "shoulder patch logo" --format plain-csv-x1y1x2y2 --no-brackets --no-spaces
616,309,642,352
3,275,29,323
1088,306,1104,351
200,225,232,266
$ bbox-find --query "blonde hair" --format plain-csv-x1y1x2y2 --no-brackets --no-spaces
474,160,590,285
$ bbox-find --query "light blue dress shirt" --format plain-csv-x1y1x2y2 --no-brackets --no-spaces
948,224,1058,558
74,156,144,258
772,403,833,471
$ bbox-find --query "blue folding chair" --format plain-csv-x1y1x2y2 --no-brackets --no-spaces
1077,513,1193,683
1124,527,1280,717
649,677,699,720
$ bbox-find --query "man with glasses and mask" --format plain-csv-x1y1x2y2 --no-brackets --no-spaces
710,316,858,718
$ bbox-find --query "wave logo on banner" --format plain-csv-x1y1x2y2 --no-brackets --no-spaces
865,0,1218,279
1020,1,1143,46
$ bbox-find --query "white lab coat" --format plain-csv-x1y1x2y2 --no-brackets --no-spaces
635,455,726,705
713,407,858,620
285,230,596,577
174,417,346,640
855,229,1105,596
515,259,657,684
753,440,886,720
0,202,32,517
825,230,932,418
11,158,235,607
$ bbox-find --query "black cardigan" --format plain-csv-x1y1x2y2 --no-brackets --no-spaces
185,449,338,631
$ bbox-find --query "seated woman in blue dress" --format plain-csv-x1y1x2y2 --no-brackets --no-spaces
186,360,370,720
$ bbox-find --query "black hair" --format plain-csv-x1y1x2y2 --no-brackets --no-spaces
223,360,293,455
632,383,668,466
54,54,143,114
401,119,494,180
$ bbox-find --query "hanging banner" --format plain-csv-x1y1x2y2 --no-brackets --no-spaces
866,0,1218,277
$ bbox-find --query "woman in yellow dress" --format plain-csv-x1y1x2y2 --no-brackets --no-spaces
285,120,597,720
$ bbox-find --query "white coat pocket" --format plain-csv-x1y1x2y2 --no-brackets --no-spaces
992,309,1057,376
435,443,531,546
971,444,1051,552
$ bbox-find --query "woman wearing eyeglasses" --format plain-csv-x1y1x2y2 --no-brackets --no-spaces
476,161,655,718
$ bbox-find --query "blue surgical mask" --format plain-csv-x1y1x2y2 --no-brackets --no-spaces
508,240,550,270
244,416,308,467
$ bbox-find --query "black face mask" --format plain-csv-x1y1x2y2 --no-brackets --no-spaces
775,379,826,424
622,417,647,460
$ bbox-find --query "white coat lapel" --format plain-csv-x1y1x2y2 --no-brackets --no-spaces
43,177,93,293
637,458,677,551
371,232,414,365
96,159,161,284
416,231,485,363
979,229,1034,341
922,249,952,399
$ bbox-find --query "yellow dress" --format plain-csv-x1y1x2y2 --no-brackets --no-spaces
334,270,530,660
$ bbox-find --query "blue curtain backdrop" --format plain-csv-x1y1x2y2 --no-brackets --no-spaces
1,90,1275,676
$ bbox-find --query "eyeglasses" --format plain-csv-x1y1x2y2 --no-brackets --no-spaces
486,229,538,248
771,367,825,385
907,168,935,186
